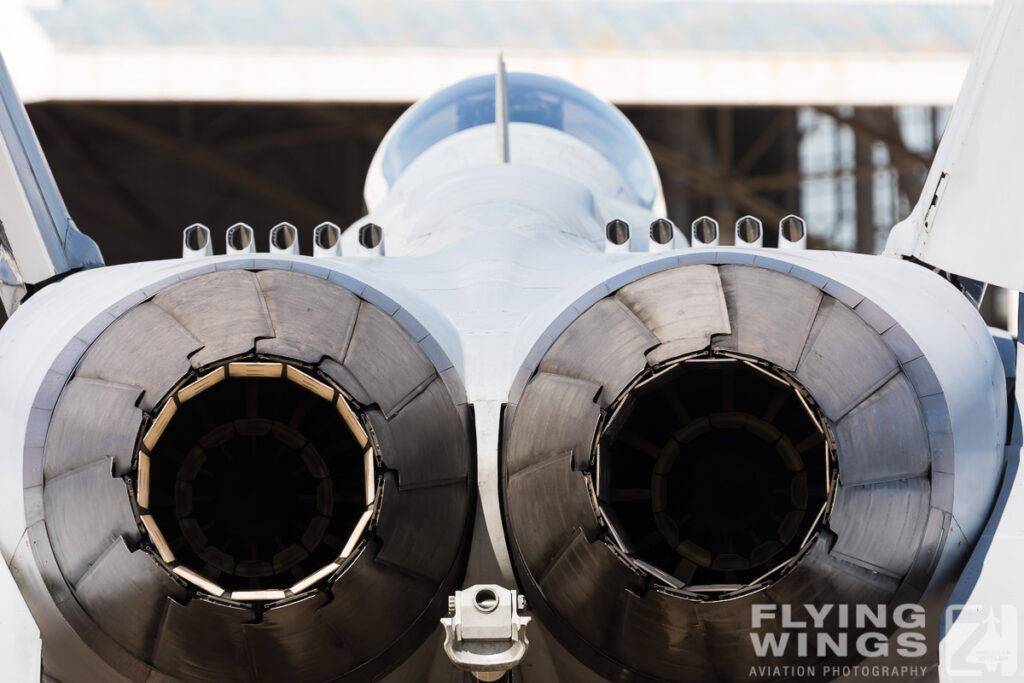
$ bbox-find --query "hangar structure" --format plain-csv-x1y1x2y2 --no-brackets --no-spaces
0,0,995,315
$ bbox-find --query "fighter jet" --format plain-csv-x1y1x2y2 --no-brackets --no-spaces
0,2,1021,682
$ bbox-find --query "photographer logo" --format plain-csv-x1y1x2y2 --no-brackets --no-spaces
942,604,1018,679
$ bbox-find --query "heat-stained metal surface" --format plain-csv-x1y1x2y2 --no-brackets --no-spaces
597,358,833,596
138,362,375,602
18,264,474,682
502,252,1001,682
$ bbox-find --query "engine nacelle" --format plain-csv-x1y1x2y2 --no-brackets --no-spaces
0,257,473,682
502,249,1005,682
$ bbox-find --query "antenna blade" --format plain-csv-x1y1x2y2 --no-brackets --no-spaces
496,52,510,163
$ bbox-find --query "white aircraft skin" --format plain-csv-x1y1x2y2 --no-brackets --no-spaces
0,3,1021,682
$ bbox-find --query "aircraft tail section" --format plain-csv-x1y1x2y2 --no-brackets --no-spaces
0,52,103,317
885,1,1024,290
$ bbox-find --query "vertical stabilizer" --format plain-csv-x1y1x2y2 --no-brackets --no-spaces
0,52,103,316
884,1,1024,290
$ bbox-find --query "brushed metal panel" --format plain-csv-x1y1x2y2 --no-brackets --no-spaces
255,270,360,364
713,265,822,371
152,270,273,368
539,297,657,408
43,378,142,479
76,302,201,411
